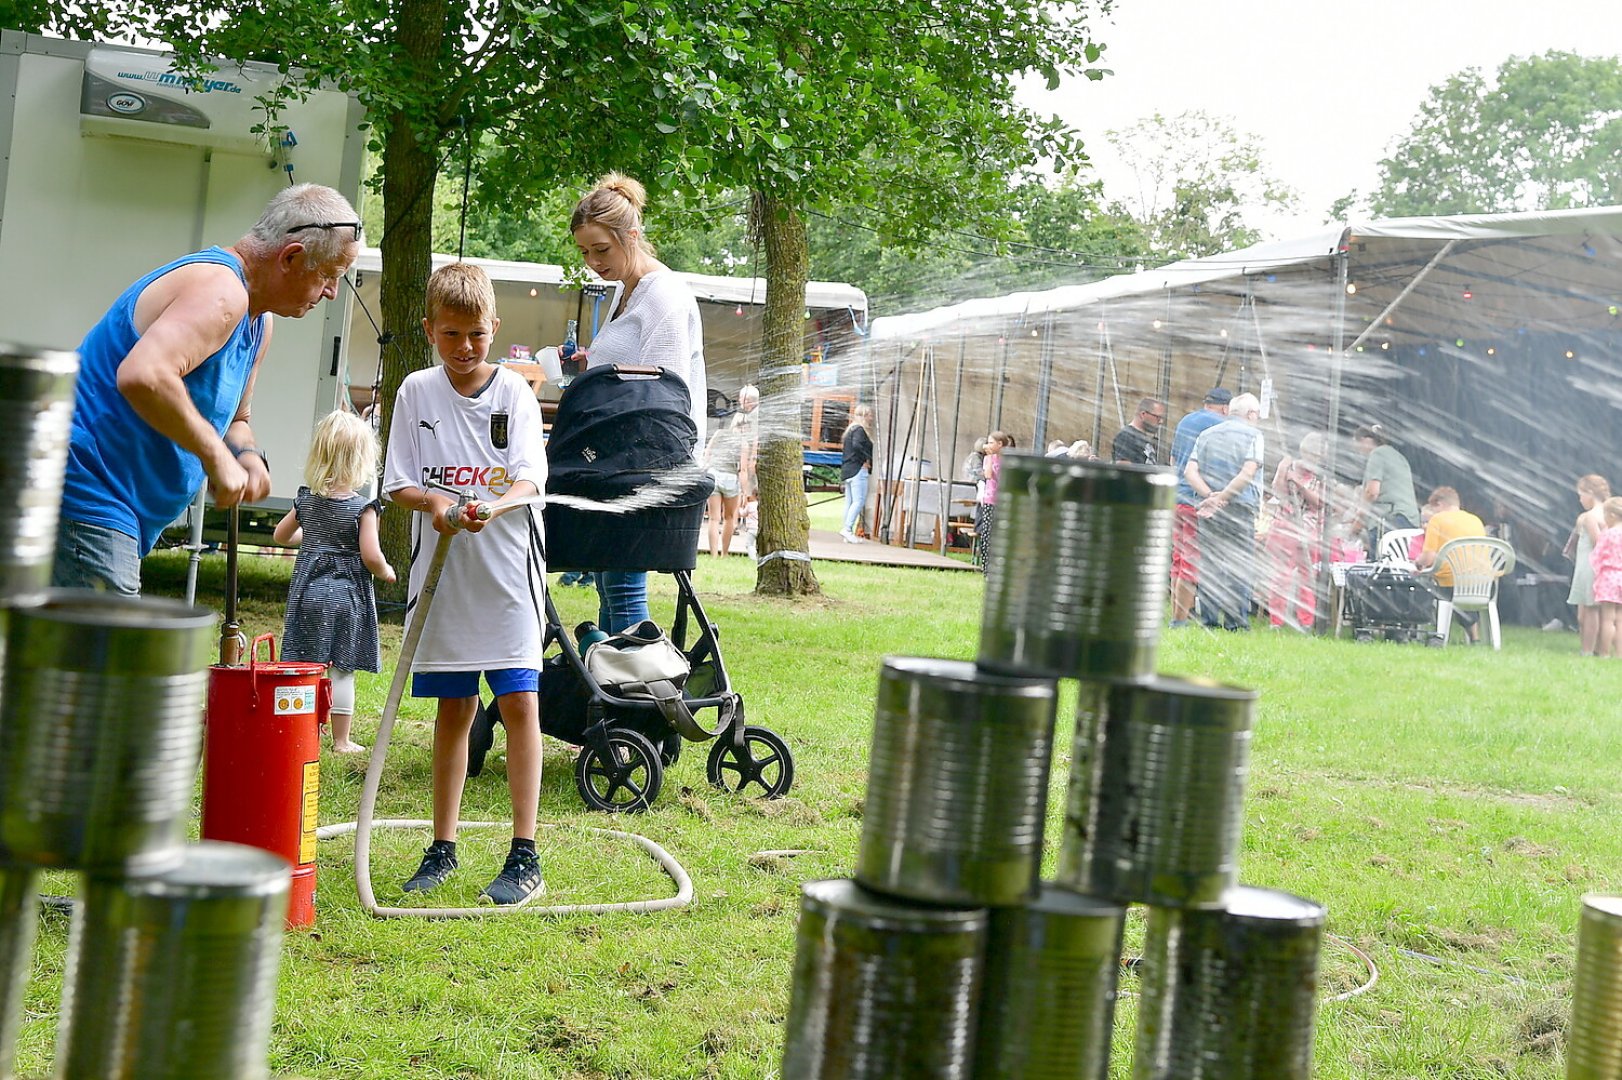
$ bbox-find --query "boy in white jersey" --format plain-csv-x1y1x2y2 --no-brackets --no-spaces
382,263,547,906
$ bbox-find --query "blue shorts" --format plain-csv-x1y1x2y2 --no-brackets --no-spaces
412,668,539,699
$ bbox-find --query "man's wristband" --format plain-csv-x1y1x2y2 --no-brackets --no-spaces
230,445,268,470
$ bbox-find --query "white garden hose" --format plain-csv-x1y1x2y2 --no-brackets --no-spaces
345,522,692,919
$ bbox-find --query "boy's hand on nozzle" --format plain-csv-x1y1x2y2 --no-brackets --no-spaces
460,500,493,533
430,500,460,537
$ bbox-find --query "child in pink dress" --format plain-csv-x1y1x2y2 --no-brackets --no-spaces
1590,497,1622,658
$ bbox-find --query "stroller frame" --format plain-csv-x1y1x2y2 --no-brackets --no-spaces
538,570,794,812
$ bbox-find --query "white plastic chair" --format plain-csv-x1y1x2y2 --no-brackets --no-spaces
1425,536,1516,649
1378,528,1424,567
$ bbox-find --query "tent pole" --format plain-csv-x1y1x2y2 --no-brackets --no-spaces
904,344,931,548
1034,310,1056,447
945,328,967,515
1091,304,1108,447
879,344,905,545
1347,240,1459,353
1156,289,1174,460
992,331,1009,432
1318,235,1353,634
934,337,953,554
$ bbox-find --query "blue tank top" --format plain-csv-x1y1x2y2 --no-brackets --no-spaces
59,247,266,553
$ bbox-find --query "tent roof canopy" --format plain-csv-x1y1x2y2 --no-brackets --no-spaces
870,205,1622,345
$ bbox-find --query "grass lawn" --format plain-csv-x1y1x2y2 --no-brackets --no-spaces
12,541,1614,1078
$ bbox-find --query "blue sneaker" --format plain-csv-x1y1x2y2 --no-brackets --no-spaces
481,845,545,907
402,841,458,893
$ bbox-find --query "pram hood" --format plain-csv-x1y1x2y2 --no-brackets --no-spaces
547,364,707,499
545,363,714,572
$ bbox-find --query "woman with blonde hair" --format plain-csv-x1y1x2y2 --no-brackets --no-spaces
840,404,876,543
568,172,705,630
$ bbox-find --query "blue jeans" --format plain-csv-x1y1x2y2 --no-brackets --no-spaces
842,469,870,534
52,518,142,596
596,571,649,633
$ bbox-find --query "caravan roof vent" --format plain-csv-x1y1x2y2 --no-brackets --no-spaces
80,45,281,156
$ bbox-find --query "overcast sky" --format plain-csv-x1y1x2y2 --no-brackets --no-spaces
1021,0,1622,239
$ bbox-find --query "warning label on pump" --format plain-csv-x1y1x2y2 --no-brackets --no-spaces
276,685,317,715
300,761,319,864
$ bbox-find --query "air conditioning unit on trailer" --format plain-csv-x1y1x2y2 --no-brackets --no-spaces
80,45,287,156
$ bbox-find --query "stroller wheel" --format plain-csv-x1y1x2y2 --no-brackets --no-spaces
575,730,664,812
706,726,794,800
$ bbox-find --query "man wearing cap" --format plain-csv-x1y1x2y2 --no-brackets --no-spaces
1168,388,1232,626
1111,397,1166,467
53,183,361,595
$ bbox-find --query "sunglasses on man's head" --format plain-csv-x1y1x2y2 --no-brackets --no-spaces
288,222,363,240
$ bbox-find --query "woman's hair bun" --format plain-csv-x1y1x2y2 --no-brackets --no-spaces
594,172,646,214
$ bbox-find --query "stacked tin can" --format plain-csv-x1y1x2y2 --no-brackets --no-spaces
1568,894,1622,1079
0,345,79,1080
0,344,292,1080
780,453,1327,1078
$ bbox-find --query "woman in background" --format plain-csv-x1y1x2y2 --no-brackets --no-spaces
568,172,705,631
839,405,875,543
1352,422,1420,556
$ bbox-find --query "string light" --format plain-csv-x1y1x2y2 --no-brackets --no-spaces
1345,282,1357,295
1152,319,1162,330
735,305,745,316
1461,288,1473,300
1566,349,1576,359
1455,338,1465,348
1380,341,1390,350
529,288,538,297
1487,347,1496,356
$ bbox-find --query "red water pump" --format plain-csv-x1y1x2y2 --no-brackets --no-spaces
202,633,328,927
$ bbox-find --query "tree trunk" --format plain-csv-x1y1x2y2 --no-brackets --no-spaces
753,194,820,597
374,1,447,604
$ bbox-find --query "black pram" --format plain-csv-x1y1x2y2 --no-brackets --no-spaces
474,364,793,811
1343,562,1436,643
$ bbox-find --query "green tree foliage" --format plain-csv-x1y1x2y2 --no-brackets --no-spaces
640,0,1114,595
51,1,1113,598
806,174,1151,315
1353,51,1622,219
1107,110,1299,261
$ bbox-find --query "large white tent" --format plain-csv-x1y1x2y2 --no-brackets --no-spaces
865,207,1622,617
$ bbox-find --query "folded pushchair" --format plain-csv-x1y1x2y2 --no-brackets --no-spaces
523,363,793,811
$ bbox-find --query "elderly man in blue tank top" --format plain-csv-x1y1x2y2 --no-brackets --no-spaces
54,184,361,594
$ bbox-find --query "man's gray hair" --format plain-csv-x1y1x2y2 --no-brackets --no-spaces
1228,392,1262,420
244,183,360,266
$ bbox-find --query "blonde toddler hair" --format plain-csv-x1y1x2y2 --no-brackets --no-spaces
425,261,497,323
1604,496,1622,527
304,410,379,497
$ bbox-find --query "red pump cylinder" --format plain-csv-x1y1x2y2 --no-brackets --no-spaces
202,634,328,927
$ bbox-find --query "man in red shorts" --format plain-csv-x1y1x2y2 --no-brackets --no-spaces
1168,388,1231,626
